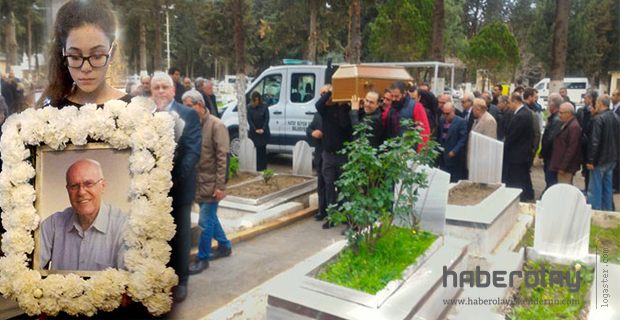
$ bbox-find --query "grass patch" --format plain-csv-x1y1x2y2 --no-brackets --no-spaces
317,227,436,294
514,216,620,264
508,260,593,320
514,226,535,252
589,222,620,264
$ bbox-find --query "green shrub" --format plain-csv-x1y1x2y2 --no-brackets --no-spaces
327,119,439,252
228,155,239,180
262,168,274,184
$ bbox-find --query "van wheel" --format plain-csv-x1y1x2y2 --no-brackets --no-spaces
229,130,240,157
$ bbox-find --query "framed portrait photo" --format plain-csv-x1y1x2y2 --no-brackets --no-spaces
33,143,131,276
0,98,179,316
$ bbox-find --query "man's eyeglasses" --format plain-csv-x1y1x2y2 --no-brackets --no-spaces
63,46,113,69
67,178,103,191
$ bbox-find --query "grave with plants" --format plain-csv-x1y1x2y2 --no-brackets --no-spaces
315,119,440,294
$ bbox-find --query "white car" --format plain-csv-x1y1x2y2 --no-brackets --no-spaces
220,65,328,156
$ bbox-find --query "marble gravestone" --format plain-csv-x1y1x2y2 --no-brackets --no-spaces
239,138,257,172
534,184,591,259
292,140,312,175
395,165,449,235
468,131,503,184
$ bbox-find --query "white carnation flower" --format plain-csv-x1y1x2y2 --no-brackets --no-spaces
128,173,150,197
8,161,35,185
142,292,173,316
104,99,129,117
2,207,39,231
2,229,35,255
128,150,156,174
107,129,131,149
148,167,173,196
10,183,36,208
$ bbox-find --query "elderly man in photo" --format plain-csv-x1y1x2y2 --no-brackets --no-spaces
40,159,127,271
151,71,202,302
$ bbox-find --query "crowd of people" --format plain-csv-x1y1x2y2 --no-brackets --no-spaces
307,78,620,232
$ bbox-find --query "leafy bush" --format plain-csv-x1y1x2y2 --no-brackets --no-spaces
327,119,438,252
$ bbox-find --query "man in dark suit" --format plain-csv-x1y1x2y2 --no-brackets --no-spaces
150,72,202,302
436,102,468,182
196,78,219,118
459,93,476,133
503,93,535,201
168,66,187,103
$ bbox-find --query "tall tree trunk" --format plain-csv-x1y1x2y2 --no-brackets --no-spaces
5,12,19,68
232,0,248,141
139,20,148,75
305,0,319,63
550,0,569,94
27,11,33,81
431,0,445,61
154,13,163,71
345,0,361,64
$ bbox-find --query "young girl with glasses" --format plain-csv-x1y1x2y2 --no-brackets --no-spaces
38,0,130,108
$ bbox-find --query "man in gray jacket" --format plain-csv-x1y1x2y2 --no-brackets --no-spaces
181,90,232,275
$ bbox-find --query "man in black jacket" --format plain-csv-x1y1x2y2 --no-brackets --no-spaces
540,93,563,191
612,89,620,193
349,91,385,149
503,93,535,201
315,85,352,228
585,94,620,211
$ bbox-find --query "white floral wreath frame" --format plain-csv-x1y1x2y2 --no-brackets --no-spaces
0,97,178,316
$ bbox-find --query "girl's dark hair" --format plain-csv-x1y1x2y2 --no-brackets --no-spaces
251,91,262,103
39,0,117,108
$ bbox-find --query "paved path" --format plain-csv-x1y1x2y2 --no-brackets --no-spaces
168,217,345,319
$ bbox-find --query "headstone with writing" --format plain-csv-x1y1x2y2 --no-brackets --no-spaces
395,165,449,235
534,184,591,259
293,140,313,175
468,131,503,184
239,138,257,172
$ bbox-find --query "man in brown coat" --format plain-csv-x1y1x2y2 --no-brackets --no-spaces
550,102,582,184
181,90,232,274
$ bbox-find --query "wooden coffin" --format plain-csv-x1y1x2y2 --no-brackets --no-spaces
331,64,413,102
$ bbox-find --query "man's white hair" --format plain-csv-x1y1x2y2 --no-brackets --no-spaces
151,71,173,87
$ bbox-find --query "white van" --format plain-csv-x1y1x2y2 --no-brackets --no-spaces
534,77,588,107
221,64,329,156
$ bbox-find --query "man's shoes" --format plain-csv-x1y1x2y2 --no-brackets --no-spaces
322,221,334,229
314,212,327,221
209,246,232,260
189,259,209,275
172,285,187,302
